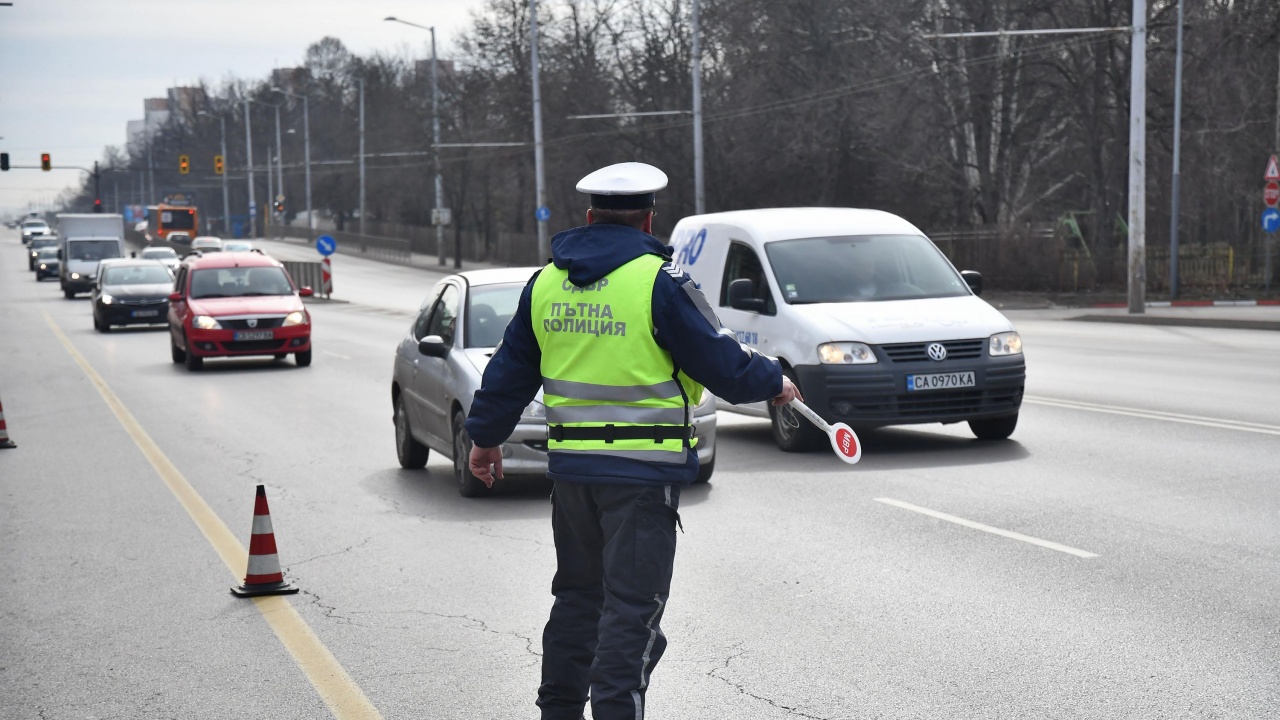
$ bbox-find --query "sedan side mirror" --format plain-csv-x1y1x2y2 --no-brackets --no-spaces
727,278,767,312
418,334,449,358
299,287,314,298
960,270,983,296
57,249,64,260
168,292,182,302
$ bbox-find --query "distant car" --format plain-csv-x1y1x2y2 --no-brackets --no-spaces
92,259,174,332
167,251,313,371
222,240,254,253
189,236,223,253
139,245,180,272
21,219,50,245
28,235,60,270
33,246,60,281
389,268,720,497
167,232,193,247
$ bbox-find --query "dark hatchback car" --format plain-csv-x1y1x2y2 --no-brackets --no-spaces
92,259,174,332
28,235,60,270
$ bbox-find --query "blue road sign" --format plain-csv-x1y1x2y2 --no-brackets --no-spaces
316,235,337,256
1264,209,1280,234
536,206,551,222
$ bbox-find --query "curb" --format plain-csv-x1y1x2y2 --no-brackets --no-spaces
1070,315,1280,331
1091,300,1280,308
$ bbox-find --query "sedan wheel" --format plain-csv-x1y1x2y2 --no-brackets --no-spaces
394,396,429,469
453,410,490,498
184,334,203,371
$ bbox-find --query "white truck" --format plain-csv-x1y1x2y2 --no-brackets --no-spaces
56,214,125,298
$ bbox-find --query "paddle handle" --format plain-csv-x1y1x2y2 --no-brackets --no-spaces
788,399,832,433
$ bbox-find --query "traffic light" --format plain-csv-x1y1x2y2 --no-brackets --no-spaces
178,155,190,175
93,198,103,214
213,154,224,175
0,153,9,171
274,198,285,214
40,153,51,171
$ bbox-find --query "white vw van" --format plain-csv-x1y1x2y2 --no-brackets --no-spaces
668,208,1025,450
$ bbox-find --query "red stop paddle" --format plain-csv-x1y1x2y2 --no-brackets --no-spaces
788,399,862,464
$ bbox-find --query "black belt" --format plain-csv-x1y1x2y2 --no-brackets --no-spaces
549,424,692,444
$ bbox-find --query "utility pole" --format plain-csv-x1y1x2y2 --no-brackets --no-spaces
274,103,283,237
692,0,705,215
431,27,447,267
359,78,366,238
532,0,548,262
146,140,155,204
220,116,231,236
1127,0,1147,314
244,98,257,237
1168,0,1184,300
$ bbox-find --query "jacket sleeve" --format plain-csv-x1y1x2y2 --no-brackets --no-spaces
651,264,782,405
465,273,543,448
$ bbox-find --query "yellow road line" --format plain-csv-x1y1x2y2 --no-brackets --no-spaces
45,313,382,720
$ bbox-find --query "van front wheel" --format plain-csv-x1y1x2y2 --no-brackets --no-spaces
969,413,1018,441
768,371,826,452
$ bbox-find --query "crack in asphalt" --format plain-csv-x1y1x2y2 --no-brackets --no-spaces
297,588,360,626
287,535,376,568
423,611,542,660
707,644,831,720
463,521,550,548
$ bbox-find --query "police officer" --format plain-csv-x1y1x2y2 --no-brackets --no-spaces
466,162,798,720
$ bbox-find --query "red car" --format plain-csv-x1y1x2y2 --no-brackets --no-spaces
167,250,313,371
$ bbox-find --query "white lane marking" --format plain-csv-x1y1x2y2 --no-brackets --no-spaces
874,497,1098,559
1024,396,1280,436
322,351,351,360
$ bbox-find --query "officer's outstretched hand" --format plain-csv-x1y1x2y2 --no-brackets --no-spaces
771,376,803,406
468,445,504,488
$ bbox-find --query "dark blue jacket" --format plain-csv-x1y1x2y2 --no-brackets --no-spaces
466,222,782,486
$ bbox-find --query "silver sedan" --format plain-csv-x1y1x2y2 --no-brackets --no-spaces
391,267,718,497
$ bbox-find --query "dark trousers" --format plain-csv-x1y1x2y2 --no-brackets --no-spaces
538,480,681,720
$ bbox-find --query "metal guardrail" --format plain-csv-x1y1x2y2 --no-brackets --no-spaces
281,260,330,299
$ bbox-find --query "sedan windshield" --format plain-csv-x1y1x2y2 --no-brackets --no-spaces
466,282,523,348
190,266,293,299
104,265,173,285
765,234,970,304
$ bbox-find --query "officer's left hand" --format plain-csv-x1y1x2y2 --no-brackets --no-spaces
468,445,504,487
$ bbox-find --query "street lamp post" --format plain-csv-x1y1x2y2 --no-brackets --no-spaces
250,99,282,236
199,111,232,236
243,99,258,236
531,0,548,263
385,16,450,267
273,87,312,235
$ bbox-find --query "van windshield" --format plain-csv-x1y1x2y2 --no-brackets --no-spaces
67,240,123,262
764,234,970,304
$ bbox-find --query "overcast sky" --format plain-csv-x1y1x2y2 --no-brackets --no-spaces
0,0,487,215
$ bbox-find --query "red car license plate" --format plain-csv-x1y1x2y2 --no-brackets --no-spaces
233,330,274,341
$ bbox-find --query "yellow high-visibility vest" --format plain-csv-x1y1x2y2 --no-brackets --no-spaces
532,254,703,463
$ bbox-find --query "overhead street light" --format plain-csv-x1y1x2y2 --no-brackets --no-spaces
272,86,313,235
385,16,452,267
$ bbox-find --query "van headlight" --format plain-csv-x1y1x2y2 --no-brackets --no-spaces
70,272,81,280
100,294,114,305
192,315,222,330
818,342,877,364
283,311,308,326
989,331,1023,356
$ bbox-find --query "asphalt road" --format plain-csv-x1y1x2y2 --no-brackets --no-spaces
2,237,1277,719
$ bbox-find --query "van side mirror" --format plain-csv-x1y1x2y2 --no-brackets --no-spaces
418,334,449,358
57,248,63,260
961,270,983,296
130,251,137,258
728,278,766,312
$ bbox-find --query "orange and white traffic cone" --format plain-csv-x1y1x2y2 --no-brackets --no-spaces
0,393,16,449
231,485,299,597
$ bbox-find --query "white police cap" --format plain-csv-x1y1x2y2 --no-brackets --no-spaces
576,162,668,210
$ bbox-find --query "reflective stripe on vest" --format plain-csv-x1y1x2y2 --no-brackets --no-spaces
532,253,703,460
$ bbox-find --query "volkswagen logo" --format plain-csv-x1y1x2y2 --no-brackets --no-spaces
927,342,947,361
247,318,258,328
